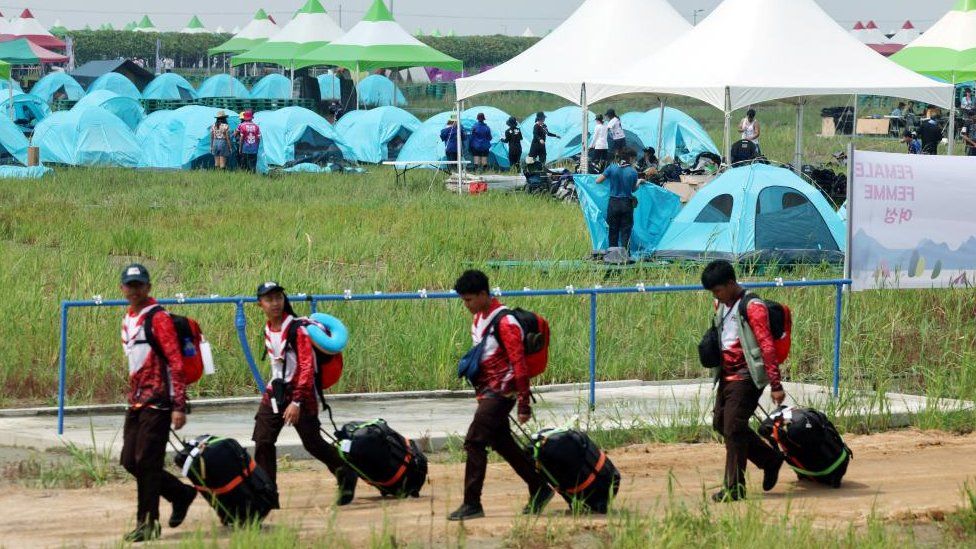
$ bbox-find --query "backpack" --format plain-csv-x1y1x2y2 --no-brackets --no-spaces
284,318,344,405
738,292,792,363
143,306,207,384
491,308,550,377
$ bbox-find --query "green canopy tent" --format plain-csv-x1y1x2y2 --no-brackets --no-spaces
133,15,159,33
0,60,10,80
209,9,279,55
181,15,209,34
123,21,137,31
0,38,69,65
231,0,343,75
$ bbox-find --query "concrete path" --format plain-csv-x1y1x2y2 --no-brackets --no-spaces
0,380,970,459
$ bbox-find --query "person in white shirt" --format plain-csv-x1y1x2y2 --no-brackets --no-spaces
606,109,626,158
739,109,761,153
589,114,610,169
962,89,975,113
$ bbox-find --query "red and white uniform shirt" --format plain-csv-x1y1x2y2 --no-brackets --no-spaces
263,315,317,411
120,299,187,411
471,299,531,412
717,298,783,390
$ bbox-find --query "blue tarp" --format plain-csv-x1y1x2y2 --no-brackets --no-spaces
0,115,30,165
136,106,240,169
576,175,682,257
519,106,597,165
334,106,420,163
0,80,23,94
656,164,846,263
33,106,143,167
0,93,51,133
250,74,292,100
620,108,719,164
142,73,199,101
72,90,146,130
395,106,512,167
356,75,407,107
197,74,249,99
317,74,342,101
253,106,353,174
30,73,85,102
87,73,142,100
0,165,51,178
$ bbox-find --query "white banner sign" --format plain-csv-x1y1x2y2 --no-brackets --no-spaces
848,150,976,291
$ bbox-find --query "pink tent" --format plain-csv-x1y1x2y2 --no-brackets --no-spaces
1,9,66,50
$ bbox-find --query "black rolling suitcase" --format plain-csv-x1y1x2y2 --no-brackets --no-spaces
333,419,427,498
174,434,279,526
757,406,852,488
526,428,621,513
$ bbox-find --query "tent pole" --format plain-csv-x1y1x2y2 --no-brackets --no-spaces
656,97,665,159
948,78,956,156
722,87,731,165
456,99,463,195
355,63,360,111
794,100,804,174
580,84,588,174
289,63,295,94
851,94,858,140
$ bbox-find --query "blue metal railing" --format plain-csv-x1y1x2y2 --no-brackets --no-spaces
56,278,851,434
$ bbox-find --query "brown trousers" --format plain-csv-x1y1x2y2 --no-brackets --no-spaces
251,401,344,484
120,407,194,525
712,380,781,492
463,397,546,506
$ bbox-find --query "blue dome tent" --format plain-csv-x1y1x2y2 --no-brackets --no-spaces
655,164,846,263
253,106,354,174
142,73,199,101
33,106,143,167
620,108,719,165
356,75,406,107
395,107,513,168
334,106,420,163
0,93,51,134
136,106,240,169
518,106,600,166
197,74,249,99
0,115,30,165
317,74,342,100
72,90,146,130
87,73,142,100
30,73,85,102
249,74,292,100
0,80,24,94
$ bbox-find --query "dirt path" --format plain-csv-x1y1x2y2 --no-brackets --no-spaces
1,429,974,547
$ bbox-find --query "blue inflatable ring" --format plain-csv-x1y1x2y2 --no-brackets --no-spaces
306,313,348,354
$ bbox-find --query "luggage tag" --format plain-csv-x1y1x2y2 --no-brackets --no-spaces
339,439,353,454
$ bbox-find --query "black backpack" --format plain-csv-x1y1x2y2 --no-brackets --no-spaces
334,419,428,498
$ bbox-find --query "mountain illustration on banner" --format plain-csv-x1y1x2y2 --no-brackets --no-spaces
852,229,976,283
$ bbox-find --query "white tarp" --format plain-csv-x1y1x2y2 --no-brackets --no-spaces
848,150,976,291
859,20,890,46
456,0,691,104
588,0,953,110
889,21,920,45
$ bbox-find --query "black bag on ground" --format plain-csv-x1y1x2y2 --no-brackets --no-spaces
526,428,621,513
174,434,279,526
334,419,427,498
757,406,852,488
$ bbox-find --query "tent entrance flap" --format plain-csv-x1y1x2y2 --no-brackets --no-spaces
294,127,345,166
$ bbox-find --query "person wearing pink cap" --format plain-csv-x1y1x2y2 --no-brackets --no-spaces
235,110,262,172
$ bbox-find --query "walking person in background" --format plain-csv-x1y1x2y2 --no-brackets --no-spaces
528,111,559,166
700,260,785,503
606,109,626,158
441,115,466,162
211,110,232,170
235,110,261,173
589,114,609,171
469,113,493,172
740,109,761,154
500,116,523,172
447,270,553,521
595,148,640,253
118,264,196,542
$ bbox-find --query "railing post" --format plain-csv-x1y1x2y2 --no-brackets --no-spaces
309,297,318,315
234,301,266,392
832,282,844,397
57,302,68,435
589,292,597,410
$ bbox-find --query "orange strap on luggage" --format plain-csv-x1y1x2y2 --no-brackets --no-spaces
366,437,414,488
194,459,256,496
564,451,606,495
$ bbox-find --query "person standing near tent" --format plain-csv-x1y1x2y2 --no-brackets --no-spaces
447,270,553,522
210,110,232,169
595,148,640,252
528,112,559,166
251,281,359,506
700,260,785,503
902,130,921,155
961,89,974,114
235,110,261,173
118,264,197,542
606,109,626,158
740,109,761,154
469,113,493,172
589,114,610,170
918,113,942,155
500,116,523,172
441,115,466,162
961,115,976,156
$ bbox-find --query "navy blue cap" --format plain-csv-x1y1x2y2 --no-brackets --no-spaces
120,264,150,285
257,281,285,297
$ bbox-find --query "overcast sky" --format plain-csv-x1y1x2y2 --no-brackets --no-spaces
5,0,959,35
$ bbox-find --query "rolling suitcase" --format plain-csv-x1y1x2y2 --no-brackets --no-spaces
526,427,621,513
174,434,279,526
333,419,427,498
757,406,852,488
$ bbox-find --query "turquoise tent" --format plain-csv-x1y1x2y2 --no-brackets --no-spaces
142,73,199,101
32,106,143,167
334,106,420,163
87,73,142,100
518,106,597,166
655,164,846,263
0,80,24,94
136,106,240,169
0,115,30,165
356,75,406,107
576,175,682,257
317,73,342,100
72,90,146,130
249,74,292,99
30,72,86,102
619,107,719,164
253,106,353,174
395,106,512,167
197,74,250,99
0,94,52,134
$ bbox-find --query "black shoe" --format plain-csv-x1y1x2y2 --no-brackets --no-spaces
168,487,196,528
763,456,784,492
123,522,161,543
711,488,745,503
337,467,358,506
447,503,485,521
522,485,555,515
